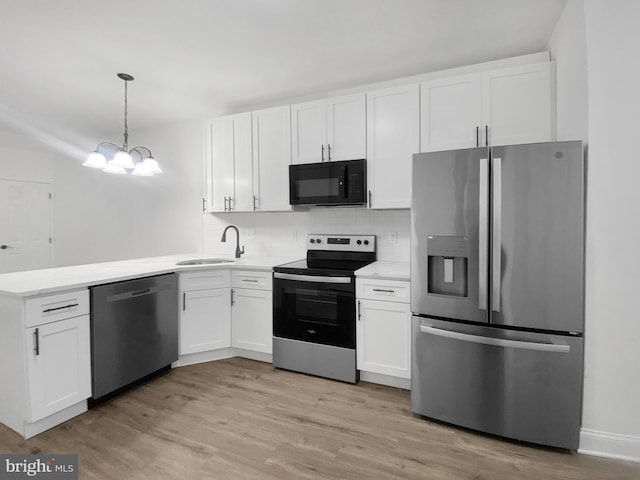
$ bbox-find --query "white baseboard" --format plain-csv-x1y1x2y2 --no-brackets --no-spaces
579,428,640,463
23,401,88,439
172,348,272,368
172,348,234,367
359,371,410,390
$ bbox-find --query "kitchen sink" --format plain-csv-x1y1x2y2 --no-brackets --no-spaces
175,258,235,266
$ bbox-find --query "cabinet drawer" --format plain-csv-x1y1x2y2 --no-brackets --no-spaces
25,289,90,328
231,270,272,290
356,278,410,303
180,270,230,291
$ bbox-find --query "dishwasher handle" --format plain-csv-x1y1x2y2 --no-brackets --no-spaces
107,286,160,302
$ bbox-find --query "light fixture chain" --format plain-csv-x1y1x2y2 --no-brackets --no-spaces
123,77,129,150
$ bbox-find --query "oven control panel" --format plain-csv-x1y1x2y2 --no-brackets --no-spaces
307,234,376,252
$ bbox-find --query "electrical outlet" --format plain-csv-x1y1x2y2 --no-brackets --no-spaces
387,231,398,244
246,229,255,240
291,230,298,242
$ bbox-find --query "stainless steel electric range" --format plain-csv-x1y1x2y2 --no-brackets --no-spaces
272,234,376,383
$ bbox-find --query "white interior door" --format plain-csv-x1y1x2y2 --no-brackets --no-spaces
0,179,52,273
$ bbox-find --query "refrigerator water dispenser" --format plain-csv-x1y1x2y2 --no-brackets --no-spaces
427,236,468,297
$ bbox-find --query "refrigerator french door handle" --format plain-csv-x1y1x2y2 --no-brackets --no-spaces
492,157,502,313
419,325,571,353
478,157,489,311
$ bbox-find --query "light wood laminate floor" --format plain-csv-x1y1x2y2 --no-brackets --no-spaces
1,358,639,479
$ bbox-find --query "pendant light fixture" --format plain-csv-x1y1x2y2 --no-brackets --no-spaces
83,73,161,176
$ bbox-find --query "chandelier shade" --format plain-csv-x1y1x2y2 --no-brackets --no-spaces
83,73,160,176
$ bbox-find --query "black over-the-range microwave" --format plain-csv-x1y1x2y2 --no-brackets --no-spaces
289,159,366,206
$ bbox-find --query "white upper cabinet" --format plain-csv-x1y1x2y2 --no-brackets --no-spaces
206,112,253,212
291,100,326,164
366,84,420,209
291,93,366,164
482,62,553,146
420,74,483,152
326,93,367,161
420,62,553,152
252,106,292,211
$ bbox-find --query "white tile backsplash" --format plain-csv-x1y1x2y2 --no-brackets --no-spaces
203,208,410,262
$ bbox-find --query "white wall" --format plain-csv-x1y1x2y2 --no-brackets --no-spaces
576,0,640,462
548,0,588,142
0,120,204,268
203,208,410,262
52,119,204,266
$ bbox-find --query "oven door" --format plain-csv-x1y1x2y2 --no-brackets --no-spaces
273,272,355,348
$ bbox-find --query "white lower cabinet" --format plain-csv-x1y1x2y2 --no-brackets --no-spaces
231,270,273,354
26,315,91,422
179,270,231,355
356,278,411,383
0,288,92,438
180,288,231,354
357,299,411,379
231,288,272,354
178,269,273,358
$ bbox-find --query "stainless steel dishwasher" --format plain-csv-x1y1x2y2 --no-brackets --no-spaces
90,273,178,401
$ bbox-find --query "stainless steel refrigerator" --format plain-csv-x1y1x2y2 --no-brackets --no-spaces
410,141,584,450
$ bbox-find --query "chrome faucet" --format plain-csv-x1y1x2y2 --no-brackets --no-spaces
221,225,245,259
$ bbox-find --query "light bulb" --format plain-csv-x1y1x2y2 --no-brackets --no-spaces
132,162,153,176
83,151,107,169
142,157,161,174
112,150,134,169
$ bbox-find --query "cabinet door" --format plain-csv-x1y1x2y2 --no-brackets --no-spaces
207,116,236,212
291,100,327,164
180,288,231,355
357,299,411,379
420,74,482,152
366,84,419,209
252,106,292,211
206,113,253,213
231,288,272,354
231,112,254,212
482,62,553,146
326,93,366,161
26,315,91,422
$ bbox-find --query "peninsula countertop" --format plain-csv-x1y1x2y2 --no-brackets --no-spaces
0,254,301,297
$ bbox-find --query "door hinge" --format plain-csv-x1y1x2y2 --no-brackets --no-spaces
230,288,235,306
49,237,52,244
48,193,52,199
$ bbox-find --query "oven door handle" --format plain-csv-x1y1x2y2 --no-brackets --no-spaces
273,272,352,284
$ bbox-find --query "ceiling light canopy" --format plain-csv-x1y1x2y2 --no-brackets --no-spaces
83,73,161,176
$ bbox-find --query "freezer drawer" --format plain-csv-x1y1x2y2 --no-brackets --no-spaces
410,316,583,449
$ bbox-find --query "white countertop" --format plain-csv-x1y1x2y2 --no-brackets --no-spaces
355,261,410,281
0,254,301,298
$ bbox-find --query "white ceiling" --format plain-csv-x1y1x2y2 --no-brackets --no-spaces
0,0,567,140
